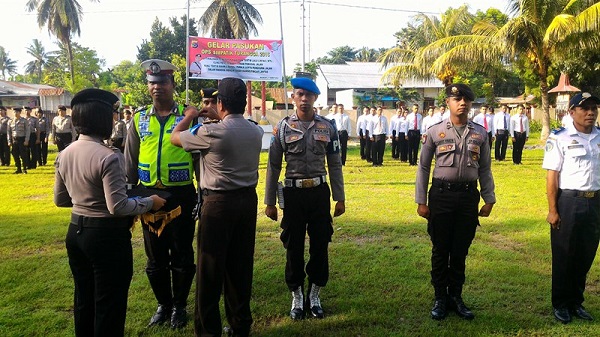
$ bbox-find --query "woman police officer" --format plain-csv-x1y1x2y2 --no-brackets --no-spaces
54,88,166,337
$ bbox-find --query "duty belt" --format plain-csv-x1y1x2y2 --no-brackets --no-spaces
432,178,477,191
284,175,326,189
560,189,600,198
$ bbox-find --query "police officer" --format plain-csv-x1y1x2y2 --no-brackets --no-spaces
0,106,11,166
54,88,166,337
416,83,496,320
171,77,264,337
265,76,346,320
24,106,40,169
36,107,49,166
124,59,196,329
8,107,30,174
543,92,600,324
52,105,77,151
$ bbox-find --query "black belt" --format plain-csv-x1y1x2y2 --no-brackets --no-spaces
71,213,131,228
338,130,348,134
432,178,477,191
560,189,600,199
202,185,255,196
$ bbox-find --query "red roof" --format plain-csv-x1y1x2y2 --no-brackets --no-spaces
549,73,580,93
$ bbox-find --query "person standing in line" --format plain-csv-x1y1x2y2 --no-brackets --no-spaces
0,106,11,166
389,108,402,160
406,104,423,166
416,83,495,321
335,104,351,165
397,108,409,162
8,107,30,174
473,105,494,148
111,111,126,153
52,105,77,151
24,106,40,169
439,104,448,120
368,106,388,166
35,107,49,166
54,88,166,337
265,77,345,321
356,106,370,160
124,59,197,330
171,77,264,337
422,106,438,133
123,109,133,132
493,104,510,161
509,104,529,165
543,92,600,324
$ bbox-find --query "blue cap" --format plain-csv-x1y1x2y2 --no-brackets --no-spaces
291,77,320,95
569,92,600,109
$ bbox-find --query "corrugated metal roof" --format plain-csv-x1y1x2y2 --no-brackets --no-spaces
318,62,444,89
0,80,57,96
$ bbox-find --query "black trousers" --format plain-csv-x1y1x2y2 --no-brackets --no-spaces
359,132,366,159
27,132,38,168
365,133,372,162
66,215,133,337
391,134,399,159
281,183,333,290
407,130,421,165
112,138,124,153
0,133,9,165
494,132,508,161
195,188,257,337
142,184,196,309
512,132,527,164
371,134,386,165
56,133,73,152
338,130,348,165
427,184,480,298
551,191,600,309
398,132,408,161
38,132,48,165
487,132,493,149
11,136,29,171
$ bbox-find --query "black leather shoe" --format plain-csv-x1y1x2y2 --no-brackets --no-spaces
571,306,593,321
430,298,447,320
449,296,475,320
147,305,172,327
170,306,188,329
553,307,572,324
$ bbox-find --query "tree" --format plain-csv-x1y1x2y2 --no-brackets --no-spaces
44,41,104,93
24,39,52,83
137,16,198,62
354,47,388,62
0,46,17,80
26,0,98,85
424,0,600,139
315,45,357,64
197,0,263,39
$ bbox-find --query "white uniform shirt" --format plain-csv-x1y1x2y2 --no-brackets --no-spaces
397,116,408,134
493,112,510,135
561,113,573,128
405,112,422,132
473,113,494,133
510,114,529,137
389,114,401,136
421,115,439,133
356,114,368,136
368,115,388,136
543,125,600,191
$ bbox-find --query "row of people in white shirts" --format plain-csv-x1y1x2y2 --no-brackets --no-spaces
325,104,352,136
472,105,530,137
355,107,390,137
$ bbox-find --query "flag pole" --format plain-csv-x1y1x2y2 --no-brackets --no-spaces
278,0,289,115
185,0,190,104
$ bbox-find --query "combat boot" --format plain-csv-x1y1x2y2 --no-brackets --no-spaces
148,304,172,327
290,286,304,320
306,283,324,319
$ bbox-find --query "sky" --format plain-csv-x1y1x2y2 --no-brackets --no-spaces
2,0,509,77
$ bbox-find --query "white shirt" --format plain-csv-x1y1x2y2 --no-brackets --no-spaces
356,114,368,136
543,124,600,191
473,112,494,133
397,116,408,134
368,115,388,136
510,114,529,137
405,112,422,131
493,112,510,134
389,114,402,136
421,115,440,133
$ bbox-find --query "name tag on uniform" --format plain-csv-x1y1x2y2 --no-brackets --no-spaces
437,144,454,153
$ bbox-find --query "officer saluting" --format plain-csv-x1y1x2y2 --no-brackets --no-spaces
543,92,600,324
265,76,345,320
416,83,495,321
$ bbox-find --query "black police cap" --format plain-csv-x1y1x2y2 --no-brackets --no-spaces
445,83,475,102
201,88,218,99
218,77,247,102
71,88,120,110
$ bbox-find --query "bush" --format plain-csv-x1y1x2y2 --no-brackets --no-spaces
529,119,561,133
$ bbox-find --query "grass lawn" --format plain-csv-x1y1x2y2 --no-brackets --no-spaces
1,135,599,336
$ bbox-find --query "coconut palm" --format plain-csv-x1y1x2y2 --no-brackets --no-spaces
26,0,98,85
422,0,600,139
0,46,18,80
25,39,51,83
197,0,263,39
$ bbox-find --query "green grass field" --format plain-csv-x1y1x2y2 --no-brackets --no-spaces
1,136,599,337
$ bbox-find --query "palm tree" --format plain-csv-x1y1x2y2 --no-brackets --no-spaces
25,39,51,83
26,0,98,85
423,0,600,139
197,0,263,39
0,46,18,80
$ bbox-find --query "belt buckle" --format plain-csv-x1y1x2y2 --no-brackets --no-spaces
583,191,595,198
155,180,166,189
301,179,315,188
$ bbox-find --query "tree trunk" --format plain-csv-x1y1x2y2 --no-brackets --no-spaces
66,39,75,85
539,76,550,140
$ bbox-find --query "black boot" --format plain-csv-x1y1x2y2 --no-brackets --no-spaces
170,305,187,329
170,270,195,329
290,286,304,320
146,269,173,327
431,297,448,320
306,283,324,319
448,295,475,320
148,304,172,327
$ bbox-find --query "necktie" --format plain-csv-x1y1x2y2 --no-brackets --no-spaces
520,116,523,133
414,114,417,130
483,115,488,130
503,114,507,129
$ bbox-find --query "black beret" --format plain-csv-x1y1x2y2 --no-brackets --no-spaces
445,83,475,101
13,107,22,112
201,88,218,99
71,88,119,110
217,77,247,102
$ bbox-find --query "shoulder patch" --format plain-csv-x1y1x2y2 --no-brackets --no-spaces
190,124,202,135
552,127,565,135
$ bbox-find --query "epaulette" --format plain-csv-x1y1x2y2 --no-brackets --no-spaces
551,127,565,135
134,106,146,113
431,120,443,127
247,118,258,125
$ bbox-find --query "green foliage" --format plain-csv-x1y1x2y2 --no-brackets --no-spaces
0,46,18,80
137,16,198,62
530,118,562,133
315,45,357,64
43,42,104,92
198,0,263,39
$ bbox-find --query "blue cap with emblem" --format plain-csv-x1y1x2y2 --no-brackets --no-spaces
291,77,320,95
569,92,600,110
141,59,177,82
